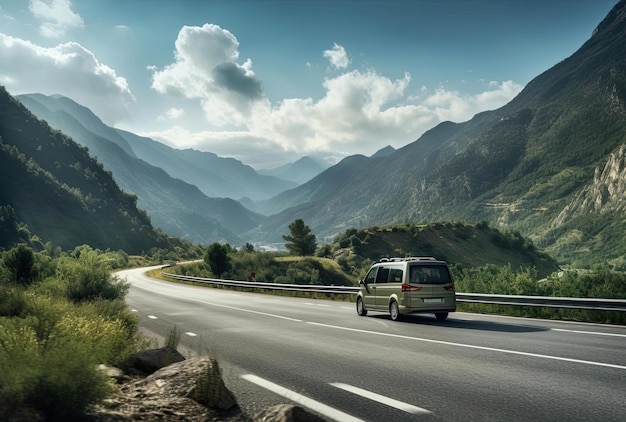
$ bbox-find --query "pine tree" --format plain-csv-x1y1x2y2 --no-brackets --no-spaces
283,219,317,256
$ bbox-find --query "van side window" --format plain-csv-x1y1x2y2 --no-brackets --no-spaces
375,267,390,283
364,268,377,284
389,269,403,283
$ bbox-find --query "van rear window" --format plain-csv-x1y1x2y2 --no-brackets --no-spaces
409,265,451,285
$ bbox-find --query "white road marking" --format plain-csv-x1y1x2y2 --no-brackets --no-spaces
307,322,626,371
242,374,363,422
183,298,303,322
552,328,626,338
185,332,197,337
147,315,158,319
330,383,432,415
304,302,332,307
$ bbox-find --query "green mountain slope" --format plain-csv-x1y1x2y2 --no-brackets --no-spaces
331,223,560,279
16,93,265,245
247,1,626,268
0,86,167,252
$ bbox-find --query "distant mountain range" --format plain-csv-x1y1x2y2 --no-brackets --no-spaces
258,156,328,185
2,0,625,268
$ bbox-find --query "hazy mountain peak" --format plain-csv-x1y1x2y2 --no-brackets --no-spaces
371,145,395,158
258,155,327,185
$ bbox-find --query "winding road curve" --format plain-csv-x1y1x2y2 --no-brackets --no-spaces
119,266,626,421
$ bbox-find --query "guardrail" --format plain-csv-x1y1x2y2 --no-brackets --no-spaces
161,272,357,294
160,271,626,312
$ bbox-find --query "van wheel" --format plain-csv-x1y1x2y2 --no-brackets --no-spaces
435,312,448,321
389,300,402,321
356,297,367,316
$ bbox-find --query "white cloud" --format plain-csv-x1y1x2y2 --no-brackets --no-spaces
323,43,350,69
422,80,522,122
148,52,522,167
29,0,83,38
149,30,523,166
150,23,266,127
0,33,134,123
157,107,185,121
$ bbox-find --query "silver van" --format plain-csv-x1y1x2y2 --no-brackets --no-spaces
356,257,456,321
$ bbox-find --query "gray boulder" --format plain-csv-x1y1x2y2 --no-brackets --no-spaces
126,346,185,375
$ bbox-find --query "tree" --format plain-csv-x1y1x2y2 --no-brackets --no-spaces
283,219,317,256
3,244,36,285
204,243,232,278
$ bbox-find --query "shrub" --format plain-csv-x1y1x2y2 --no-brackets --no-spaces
55,248,129,303
0,284,28,317
57,313,141,367
0,314,111,420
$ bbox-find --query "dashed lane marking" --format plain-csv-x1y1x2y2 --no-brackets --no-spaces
552,328,626,338
242,374,363,422
147,315,158,319
330,383,432,415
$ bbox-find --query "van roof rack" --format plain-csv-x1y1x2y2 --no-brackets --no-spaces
379,256,438,262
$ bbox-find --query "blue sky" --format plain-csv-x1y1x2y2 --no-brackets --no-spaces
0,0,619,169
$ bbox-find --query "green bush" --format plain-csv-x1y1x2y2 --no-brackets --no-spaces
0,313,112,420
55,247,129,302
0,284,28,317
0,246,150,419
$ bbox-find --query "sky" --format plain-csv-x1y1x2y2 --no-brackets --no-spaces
0,0,620,170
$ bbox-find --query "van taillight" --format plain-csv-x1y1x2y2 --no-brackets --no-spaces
402,283,422,292
444,284,455,291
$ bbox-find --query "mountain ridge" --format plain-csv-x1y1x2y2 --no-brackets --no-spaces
0,86,167,252
244,0,626,268
16,93,263,245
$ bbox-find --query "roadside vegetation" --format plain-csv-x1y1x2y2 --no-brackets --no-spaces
0,244,164,420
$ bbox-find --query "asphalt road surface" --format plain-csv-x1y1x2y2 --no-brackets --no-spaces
118,267,626,421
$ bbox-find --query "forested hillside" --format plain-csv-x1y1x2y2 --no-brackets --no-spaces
0,86,167,252
16,93,265,245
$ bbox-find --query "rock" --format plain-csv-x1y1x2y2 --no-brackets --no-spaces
96,364,129,383
126,346,186,375
254,404,326,422
90,357,242,421
186,358,237,411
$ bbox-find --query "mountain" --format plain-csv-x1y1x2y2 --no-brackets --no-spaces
16,93,264,245
0,86,167,253
115,129,297,201
245,0,626,268
371,145,396,158
258,156,327,185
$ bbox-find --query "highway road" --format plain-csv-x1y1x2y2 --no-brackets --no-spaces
119,267,626,421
